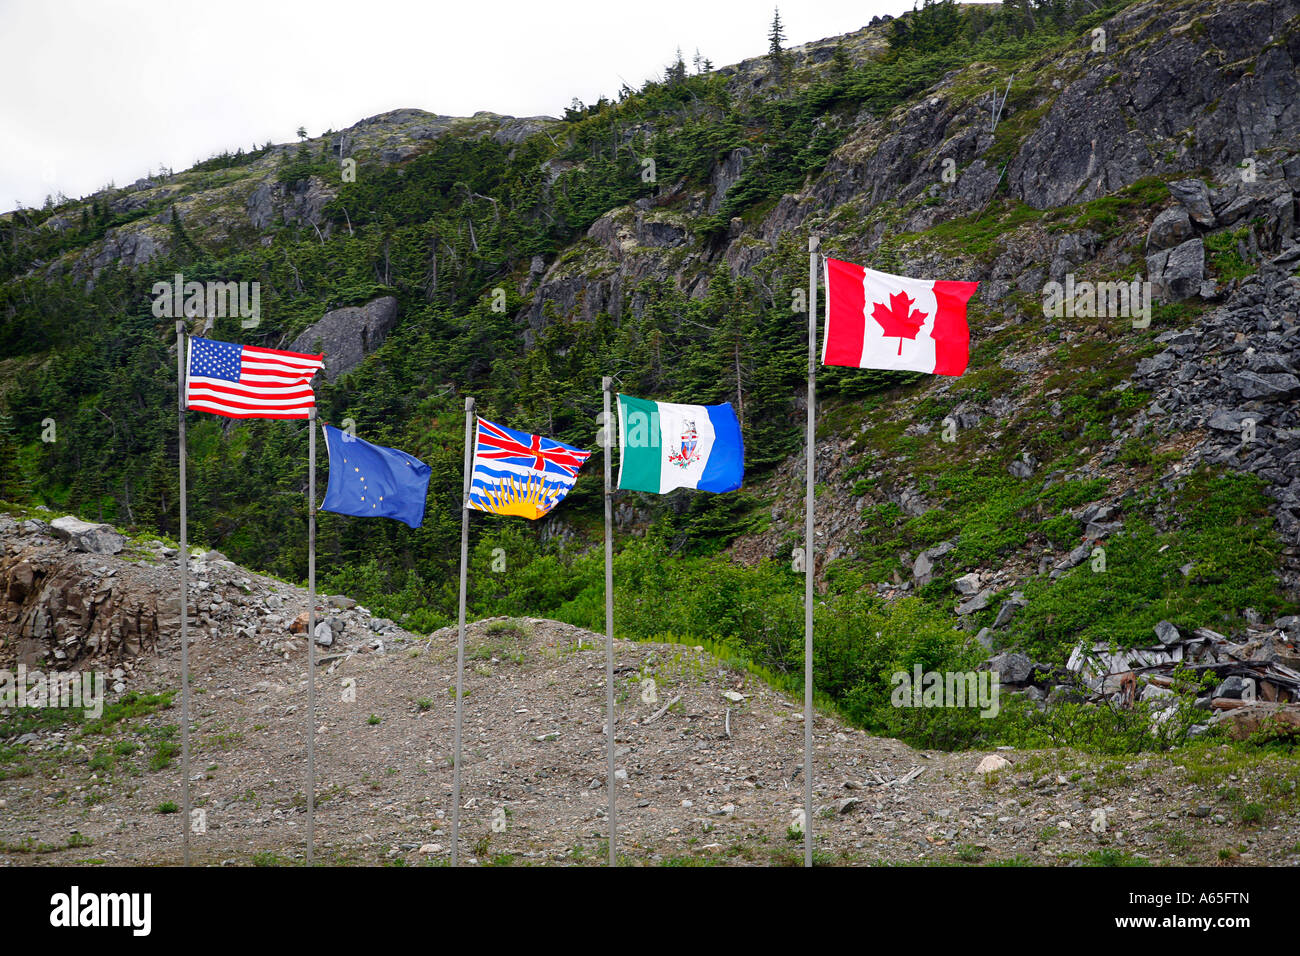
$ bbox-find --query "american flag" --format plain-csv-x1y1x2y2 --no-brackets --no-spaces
185,336,324,419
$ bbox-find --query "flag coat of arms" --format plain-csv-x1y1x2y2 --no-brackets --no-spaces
617,394,744,495
320,425,432,529
822,257,978,376
468,417,591,520
185,336,324,418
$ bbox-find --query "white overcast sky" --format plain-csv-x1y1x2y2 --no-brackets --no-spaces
1,0,923,212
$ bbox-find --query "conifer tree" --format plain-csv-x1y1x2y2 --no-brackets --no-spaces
0,411,29,503
768,7,791,79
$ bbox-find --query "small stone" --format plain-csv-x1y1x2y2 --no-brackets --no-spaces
975,754,1010,775
956,588,994,615
1153,620,1181,646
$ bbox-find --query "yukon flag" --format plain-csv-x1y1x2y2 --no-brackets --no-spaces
617,394,743,495
822,258,978,376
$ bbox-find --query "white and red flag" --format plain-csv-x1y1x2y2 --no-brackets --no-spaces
185,336,324,419
822,257,978,376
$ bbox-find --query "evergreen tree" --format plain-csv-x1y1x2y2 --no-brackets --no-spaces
830,39,852,78
665,48,687,85
768,7,791,79
0,411,29,503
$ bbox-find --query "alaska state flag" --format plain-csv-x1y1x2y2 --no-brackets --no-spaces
468,417,591,520
320,425,432,528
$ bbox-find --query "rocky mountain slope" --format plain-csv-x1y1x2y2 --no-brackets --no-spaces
2,0,1299,772
2,514,1298,866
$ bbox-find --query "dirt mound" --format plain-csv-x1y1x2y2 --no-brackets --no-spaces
2,514,1298,866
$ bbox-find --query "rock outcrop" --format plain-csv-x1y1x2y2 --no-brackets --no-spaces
287,296,400,381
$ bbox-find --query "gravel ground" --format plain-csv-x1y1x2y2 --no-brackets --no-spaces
3,538,1300,867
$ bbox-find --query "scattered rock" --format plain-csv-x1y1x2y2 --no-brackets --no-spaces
1153,620,1181,646
975,754,1010,775
986,652,1037,685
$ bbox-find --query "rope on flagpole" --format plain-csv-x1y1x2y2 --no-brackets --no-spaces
307,407,317,865
603,376,617,867
805,235,819,869
175,320,191,867
451,396,474,866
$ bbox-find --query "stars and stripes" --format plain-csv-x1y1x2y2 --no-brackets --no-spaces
185,336,324,419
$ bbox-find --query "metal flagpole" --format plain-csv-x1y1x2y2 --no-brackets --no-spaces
451,396,474,866
307,407,317,865
804,235,819,868
175,320,191,867
602,376,616,867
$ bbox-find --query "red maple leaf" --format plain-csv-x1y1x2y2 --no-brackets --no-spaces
871,290,929,354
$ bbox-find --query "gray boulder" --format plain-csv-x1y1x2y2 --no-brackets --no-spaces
993,594,1028,629
1146,206,1194,250
987,652,1037,685
1147,238,1204,301
1153,620,1181,646
289,296,399,382
1229,371,1300,399
1008,456,1036,479
1167,179,1215,227
49,516,125,555
314,621,334,647
1213,675,1252,699
957,588,994,616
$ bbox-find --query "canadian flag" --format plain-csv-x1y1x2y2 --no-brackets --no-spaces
822,257,978,376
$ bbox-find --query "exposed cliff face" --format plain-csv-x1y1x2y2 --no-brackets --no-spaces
1,516,170,666
515,0,1300,332
1008,0,1300,208
7,0,1299,607
288,296,400,381
20,108,561,289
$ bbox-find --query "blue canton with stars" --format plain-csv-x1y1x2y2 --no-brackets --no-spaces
189,338,243,381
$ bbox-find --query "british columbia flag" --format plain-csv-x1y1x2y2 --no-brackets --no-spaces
467,417,591,520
